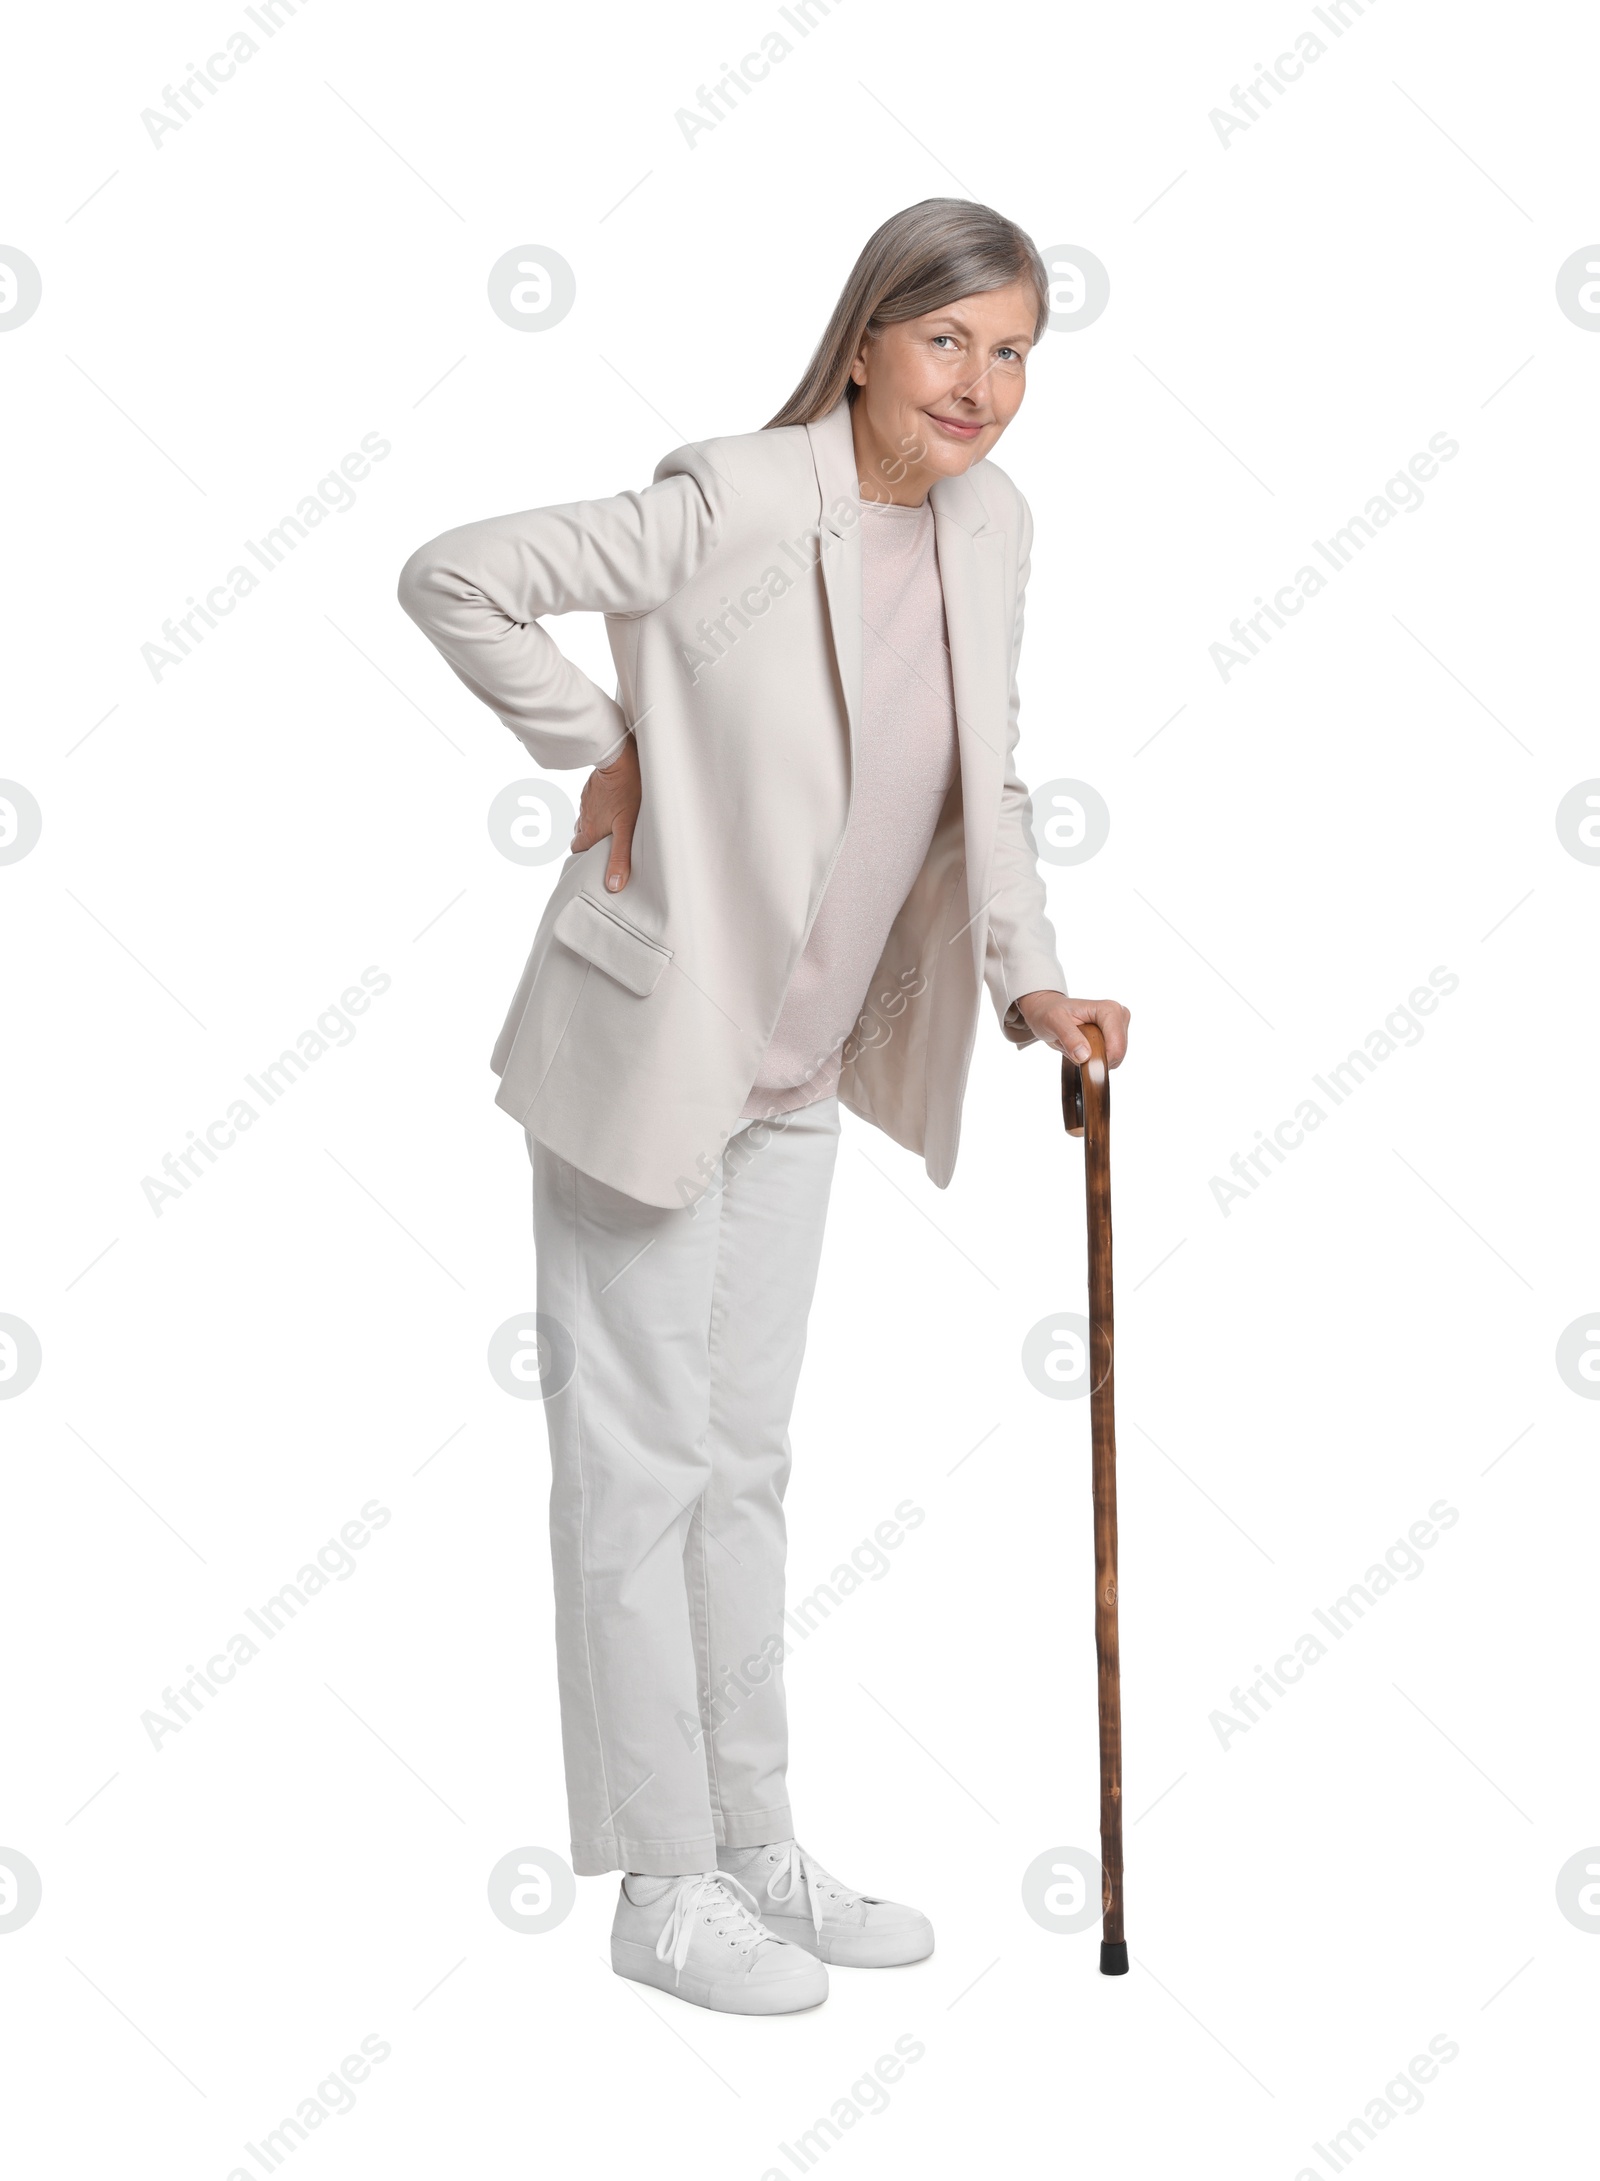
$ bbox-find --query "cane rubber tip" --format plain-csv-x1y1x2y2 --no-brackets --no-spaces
1099,1940,1129,1976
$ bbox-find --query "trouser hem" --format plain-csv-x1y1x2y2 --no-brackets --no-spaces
573,1832,720,1878
715,1802,794,1850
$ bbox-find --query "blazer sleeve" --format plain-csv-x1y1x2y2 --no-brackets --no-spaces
984,487,1071,1045
396,446,721,770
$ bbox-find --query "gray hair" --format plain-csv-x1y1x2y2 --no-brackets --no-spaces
766,198,1049,429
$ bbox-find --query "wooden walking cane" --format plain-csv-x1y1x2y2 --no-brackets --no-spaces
1061,1022,1127,1975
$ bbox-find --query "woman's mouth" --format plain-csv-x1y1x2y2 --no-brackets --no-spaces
925,412,986,441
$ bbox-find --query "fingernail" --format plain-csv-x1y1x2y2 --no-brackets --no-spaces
607,874,620,890
1074,1045,1090,1062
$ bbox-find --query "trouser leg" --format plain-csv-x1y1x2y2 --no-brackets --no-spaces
685,1099,841,1847
530,1135,726,1877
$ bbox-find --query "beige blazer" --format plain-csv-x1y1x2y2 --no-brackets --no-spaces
397,397,1067,1209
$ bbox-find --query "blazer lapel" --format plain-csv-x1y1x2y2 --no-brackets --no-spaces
806,400,863,780
930,466,1007,943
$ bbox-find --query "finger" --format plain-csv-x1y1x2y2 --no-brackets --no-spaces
573,774,617,854
577,791,619,853
1084,1001,1129,1066
605,811,634,892
1047,1006,1090,1065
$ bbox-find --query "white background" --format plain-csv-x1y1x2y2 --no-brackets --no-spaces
2,1,1596,2174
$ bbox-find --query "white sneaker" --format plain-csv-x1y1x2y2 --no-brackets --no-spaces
719,1841,935,1968
610,1870,828,2014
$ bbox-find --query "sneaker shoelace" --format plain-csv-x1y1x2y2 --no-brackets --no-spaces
653,1872,781,1985
765,1843,867,1941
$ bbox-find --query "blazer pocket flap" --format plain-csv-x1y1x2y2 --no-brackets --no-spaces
553,892,673,997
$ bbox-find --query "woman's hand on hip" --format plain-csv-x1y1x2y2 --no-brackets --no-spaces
1016,991,1131,1066
570,735,641,891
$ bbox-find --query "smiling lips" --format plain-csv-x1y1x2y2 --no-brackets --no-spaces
925,411,986,440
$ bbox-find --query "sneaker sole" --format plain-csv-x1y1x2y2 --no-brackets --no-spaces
611,1936,829,2014
760,1912,935,1968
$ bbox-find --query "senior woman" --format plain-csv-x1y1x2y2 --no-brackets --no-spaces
398,198,1130,2016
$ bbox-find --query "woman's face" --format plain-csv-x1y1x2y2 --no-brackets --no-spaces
849,277,1038,502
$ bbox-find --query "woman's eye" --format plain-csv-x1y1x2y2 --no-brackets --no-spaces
931,334,956,349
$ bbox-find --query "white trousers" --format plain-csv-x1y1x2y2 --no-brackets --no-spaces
526,1099,841,1876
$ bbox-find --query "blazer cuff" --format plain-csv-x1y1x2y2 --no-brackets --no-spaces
993,957,1069,1048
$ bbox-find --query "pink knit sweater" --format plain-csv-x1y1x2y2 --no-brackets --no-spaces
740,496,960,1119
